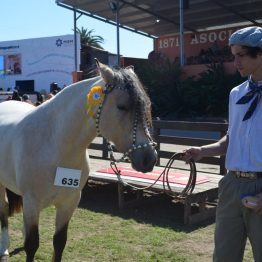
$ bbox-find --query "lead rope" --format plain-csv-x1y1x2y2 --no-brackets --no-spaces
94,84,196,196
110,152,197,197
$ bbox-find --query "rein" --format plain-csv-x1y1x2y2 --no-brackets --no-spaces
91,83,196,197
110,153,197,197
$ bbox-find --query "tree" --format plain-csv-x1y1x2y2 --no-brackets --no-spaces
135,59,245,120
75,27,104,49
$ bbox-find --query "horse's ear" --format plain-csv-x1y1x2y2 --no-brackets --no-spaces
125,65,137,76
126,65,135,73
95,59,114,84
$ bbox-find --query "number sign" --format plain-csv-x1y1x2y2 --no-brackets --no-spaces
54,167,81,188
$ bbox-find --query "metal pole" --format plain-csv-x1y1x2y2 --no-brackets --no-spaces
116,0,120,66
179,0,185,66
74,9,78,71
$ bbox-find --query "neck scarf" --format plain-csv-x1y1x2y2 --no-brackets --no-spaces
236,79,262,121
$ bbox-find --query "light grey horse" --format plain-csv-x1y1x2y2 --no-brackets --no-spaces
0,60,157,262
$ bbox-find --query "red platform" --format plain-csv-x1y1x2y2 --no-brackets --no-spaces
96,167,209,185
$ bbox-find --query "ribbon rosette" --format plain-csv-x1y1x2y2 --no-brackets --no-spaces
87,85,105,117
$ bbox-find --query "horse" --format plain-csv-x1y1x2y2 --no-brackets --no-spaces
0,60,157,262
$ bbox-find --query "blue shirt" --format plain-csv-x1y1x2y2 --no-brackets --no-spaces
226,78,262,171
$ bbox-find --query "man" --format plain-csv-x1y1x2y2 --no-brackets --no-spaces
183,26,262,262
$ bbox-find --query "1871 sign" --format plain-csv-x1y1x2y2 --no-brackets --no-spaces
155,27,238,60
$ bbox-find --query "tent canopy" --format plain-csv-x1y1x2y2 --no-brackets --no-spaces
57,0,262,38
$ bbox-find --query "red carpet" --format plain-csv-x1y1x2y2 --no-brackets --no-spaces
96,167,209,185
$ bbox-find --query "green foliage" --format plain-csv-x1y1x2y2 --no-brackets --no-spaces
136,60,245,119
135,59,182,118
180,63,245,118
75,26,104,49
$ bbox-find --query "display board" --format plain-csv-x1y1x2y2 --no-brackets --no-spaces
0,34,80,92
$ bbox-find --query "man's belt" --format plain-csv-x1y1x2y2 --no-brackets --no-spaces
231,171,262,179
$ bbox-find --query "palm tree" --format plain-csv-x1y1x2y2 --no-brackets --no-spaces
75,27,104,49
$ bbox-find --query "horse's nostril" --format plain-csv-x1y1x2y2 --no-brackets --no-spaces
141,152,157,172
143,155,152,168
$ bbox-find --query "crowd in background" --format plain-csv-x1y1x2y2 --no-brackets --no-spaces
2,82,63,106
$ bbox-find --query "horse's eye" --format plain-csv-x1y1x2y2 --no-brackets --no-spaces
117,105,128,111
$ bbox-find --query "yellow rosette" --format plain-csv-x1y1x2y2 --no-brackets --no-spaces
87,85,105,117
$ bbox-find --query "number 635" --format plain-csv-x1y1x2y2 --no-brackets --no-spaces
62,178,79,187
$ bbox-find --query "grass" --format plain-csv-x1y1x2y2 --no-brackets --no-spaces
9,208,187,261
7,182,253,262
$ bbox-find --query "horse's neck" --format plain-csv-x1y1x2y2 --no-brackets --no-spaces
45,77,102,152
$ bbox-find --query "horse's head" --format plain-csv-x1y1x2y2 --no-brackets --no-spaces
95,60,157,173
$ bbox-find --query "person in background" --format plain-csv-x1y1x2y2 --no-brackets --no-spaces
5,95,12,101
11,90,22,101
22,94,34,105
47,89,59,100
183,26,262,262
35,92,44,106
13,62,21,74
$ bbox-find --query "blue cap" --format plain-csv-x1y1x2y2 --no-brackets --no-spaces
229,26,262,47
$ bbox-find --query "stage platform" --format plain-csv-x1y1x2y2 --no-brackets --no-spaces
88,163,223,225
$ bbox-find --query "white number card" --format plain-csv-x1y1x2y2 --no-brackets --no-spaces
54,167,81,188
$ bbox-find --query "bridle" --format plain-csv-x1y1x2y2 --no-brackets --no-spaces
92,82,197,197
94,83,157,164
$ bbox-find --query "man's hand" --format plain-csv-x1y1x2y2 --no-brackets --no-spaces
183,147,203,164
254,193,262,215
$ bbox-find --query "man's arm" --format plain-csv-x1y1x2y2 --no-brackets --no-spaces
183,134,229,162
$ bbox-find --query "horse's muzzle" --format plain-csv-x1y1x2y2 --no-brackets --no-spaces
130,148,158,173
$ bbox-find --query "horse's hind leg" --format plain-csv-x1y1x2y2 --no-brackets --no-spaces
22,196,40,262
0,186,9,257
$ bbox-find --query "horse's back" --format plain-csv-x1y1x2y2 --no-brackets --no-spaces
0,101,35,193
0,101,34,124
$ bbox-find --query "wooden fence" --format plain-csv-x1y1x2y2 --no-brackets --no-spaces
89,120,228,175
88,120,229,224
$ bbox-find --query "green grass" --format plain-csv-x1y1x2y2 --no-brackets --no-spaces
7,184,253,262
8,207,188,262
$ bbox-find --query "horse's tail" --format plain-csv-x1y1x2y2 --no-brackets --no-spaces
6,189,23,216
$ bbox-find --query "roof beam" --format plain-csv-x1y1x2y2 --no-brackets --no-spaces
210,0,261,26
119,0,198,33
56,1,157,38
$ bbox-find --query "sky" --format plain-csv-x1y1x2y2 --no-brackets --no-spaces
0,0,154,58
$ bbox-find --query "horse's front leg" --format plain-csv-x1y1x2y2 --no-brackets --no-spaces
0,186,9,257
23,196,40,262
52,194,81,262
52,220,69,262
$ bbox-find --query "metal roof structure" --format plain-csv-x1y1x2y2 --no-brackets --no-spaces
57,0,262,67
57,0,262,38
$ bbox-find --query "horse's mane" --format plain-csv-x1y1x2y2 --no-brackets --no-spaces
49,66,152,126
113,68,152,126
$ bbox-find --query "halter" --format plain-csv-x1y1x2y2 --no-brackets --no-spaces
90,83,197,197
94,83,156,164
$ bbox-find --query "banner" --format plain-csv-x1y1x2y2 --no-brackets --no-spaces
0,34,80,92
155,26,240,61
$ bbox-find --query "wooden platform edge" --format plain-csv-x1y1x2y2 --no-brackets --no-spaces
183,188,218,225
88,172,220,225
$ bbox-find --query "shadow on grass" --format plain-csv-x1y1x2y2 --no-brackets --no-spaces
9,247,24,257
79,180,215,232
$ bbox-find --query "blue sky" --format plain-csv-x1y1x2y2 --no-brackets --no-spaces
1,0,154,58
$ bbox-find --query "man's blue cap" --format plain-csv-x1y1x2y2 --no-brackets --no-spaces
229,26,262,47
